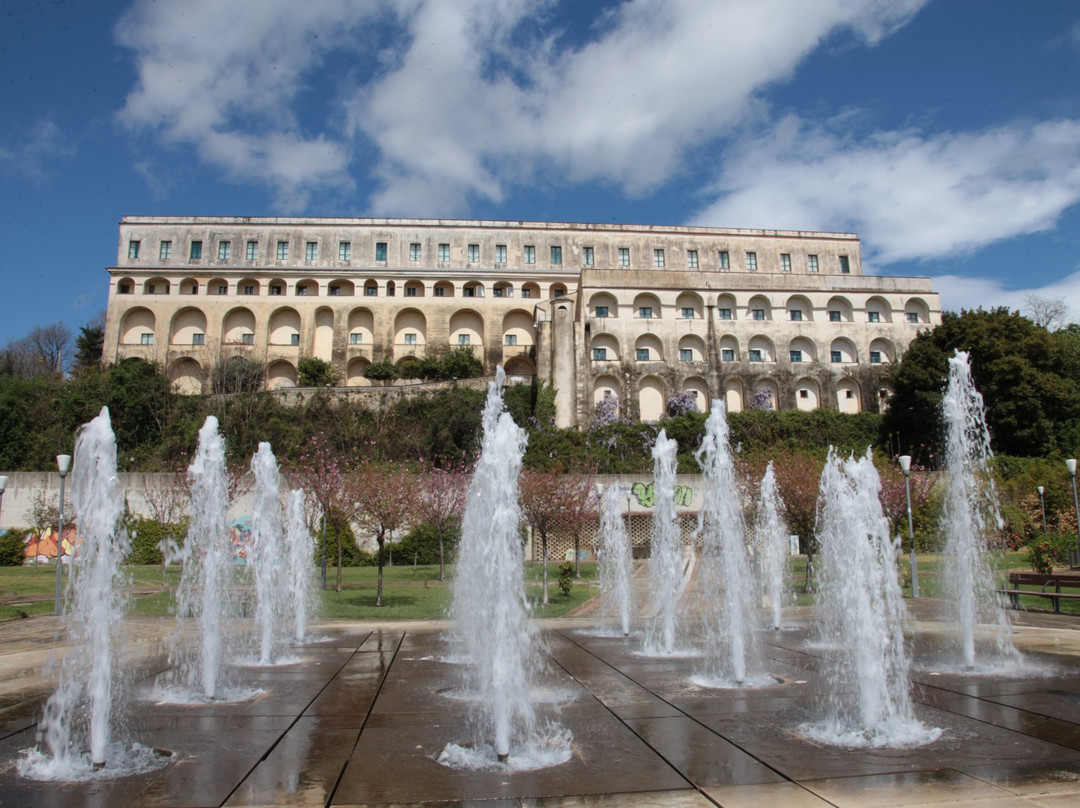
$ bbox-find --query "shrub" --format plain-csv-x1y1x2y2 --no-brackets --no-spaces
1028,531,1078,573
297,357,338,387
394,522,461,566
557,561,574,596
125,516,187,565
0,528,29,566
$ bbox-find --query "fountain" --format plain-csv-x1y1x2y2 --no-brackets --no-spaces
804,448,939,748
940,351,1020,670
754,461,789,631
693,401,763,686
284,489,314,643
441,367,570,769
249,442,289,665
597,485,633,636
642,430,684,656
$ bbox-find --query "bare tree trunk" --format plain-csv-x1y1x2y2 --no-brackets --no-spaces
376,536,385,607
542,534,549,607
438,527,445,581
336,529,343,592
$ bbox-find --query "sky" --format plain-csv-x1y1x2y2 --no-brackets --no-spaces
3,0,1080,345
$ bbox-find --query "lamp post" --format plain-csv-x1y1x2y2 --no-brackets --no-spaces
1037,486,1047,540
54,455,71,616
1067,459,1080,569
0,476,8,533
899,455,919,598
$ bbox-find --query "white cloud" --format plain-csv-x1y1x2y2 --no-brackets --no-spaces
0,119,74,183
933,269,1080,320
690,116,1080,264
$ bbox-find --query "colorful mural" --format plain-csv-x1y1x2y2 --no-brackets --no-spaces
24,525,80,562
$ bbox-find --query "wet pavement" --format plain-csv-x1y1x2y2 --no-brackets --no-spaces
1,606,1080,807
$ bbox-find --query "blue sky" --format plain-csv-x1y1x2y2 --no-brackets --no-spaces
3,0,1080,345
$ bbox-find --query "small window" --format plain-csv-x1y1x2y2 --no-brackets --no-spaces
242,285,255,295
463,287,475,298
718,250,730,270
492,287,503,298
192,333,205,346
721,348,735,362
746,252,757,271
593,348,607,361
829,310,841,322
831,351,842,363
752,309,765,321
350,333,362,345
618,247,630,267
495,244,507,264
551,245,562,265
330,286,341,296
434,286,445,297
780,253,791,272
386,283,395,297
583,247,594,266
128,240,140,259
297,286,307,296
404,333,417,345
306,241,317,261
906,312,919,324
139,333,154,345
636,348,650,361
246,240,257,260
438,243,450,262
639,306,652,318
365,285,377,296
406,286,418,297
468,243,479,263
749,349,763,362
595,306,609,318
159,240,172,260
687,250,698,269
808,254,819,273
868,311,881,323
339,242,351,261
410,242,421,262
505,334,517,346
653,249,665,268
241,333,254,345
375,242,387,261
524,245,535,264
789,350,803,363
190,241,202,260
521,288,532,298
790,310,803,321
553,288,565,298
458,334,470,345
270,285,283,295
870,351,882,364
218,241,231,260
147,284,156,294
846,390,855,399
217,284,228,295
718,308,732,320
839,255,851,273
290,334,300,346
799,389,809,399
277,241,289,260
680,349,693,362
682,308,694,319
118,283,132,294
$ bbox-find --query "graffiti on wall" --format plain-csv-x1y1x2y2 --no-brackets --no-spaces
629,481,693,508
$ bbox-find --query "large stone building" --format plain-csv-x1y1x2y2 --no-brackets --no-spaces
104,216,941,427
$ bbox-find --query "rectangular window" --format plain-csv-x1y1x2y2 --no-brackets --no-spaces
682,308,694,319
831,350,842,363
636,348,650,361
808,254,819,273
718,308,732,320
297,286,307,296
595,306,609,318
242,285,255,295
521,288,532,298
550,245,562,265
790,310,803,321
749,349,762,362
722,348,735,362
190,240,203,260
217,283,228,295
405,333,417,345
290,334,300,346
375,242,387,261
746,251,757,271
192,333,205,346
128,240,140,259
593,348,607,361
458,334,470,345
350,333,362,345
553,288,565,298
653,248,665,268
147,284,156,294
868,311,881,323
799,389,809,399
339,242,351,261
305,241,317,261
277,241,289,260
687,250,698,269
718,250,730,269
829,310,841,322
870,351,882,364
438,243,450,262
492,287,503,298
789,350,803,363
468,243,479,263
504,334,517,346
329,286,341,296
639,307,652,318
159,240,172,260
434,286,445,297
218,241,231,260
386,284,395,296
680,349,693,362
839,255,851,273
139,333,153,345
583,247,594,266
495,244,507,264
618,247,630,266
118,283,132,294
781,253,791,272
241,333,254,345
524,245,535,264
270,285,283,295
246,240,257,260
463,287,475,298
365,285,377,296
752,309,765,321
906,312,919,323
410,242,421,262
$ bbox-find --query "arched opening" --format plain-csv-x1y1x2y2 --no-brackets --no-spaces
394,308,427,357
869,337,896,365
168,358,203,394
750,379,778,410
837,378,861,414
179,279,199,295
549,282,568,298
795,377,820,411
716,293,737,322
634,333,664,362
169,308,207,346
521,282,540,300
237,277,260,297
785,294,813,322
747,335,775,363
296,279,319,297
404,280,425,298
502,309,534,351
504,356,536,377
142,277,170,295
120,307,156,345
222,308,256,345
589,292,618,319
433,280,455,298
678,334,706,363
329,279,355,298
633,293,661,320
348,308,374,347
746,294,772,322
314,308,334,360
208,277,230,296
904,297,929,324
725,379,744,413
719,335,739,363
675,291,704,320
346,357,371,387
493,281,513,299
865,295,892,324
682,377,709,411
449,309,484,349
463,281,485,299
590,333,620,363
787,336,816,364
592,375,621,406
826,295,853,323
268,308,301,346
267,360,297,389
830,337,857,364
638,376,665,421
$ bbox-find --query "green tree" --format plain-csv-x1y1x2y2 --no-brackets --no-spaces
74,323,105,369
440,346,484,379
105,358,173,464
210,355,265,394
297,357,338,387
364,358,398,385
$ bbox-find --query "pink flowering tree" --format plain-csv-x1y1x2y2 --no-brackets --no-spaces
415,460,469,580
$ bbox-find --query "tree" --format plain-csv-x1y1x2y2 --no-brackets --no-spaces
1024,294,1070,331
885,308,1080,457
74,322,105,369
210,355,265,394
414,461,469,580
297,357,338,387
519,470,564,606
770,452,824,591
876,457,937,540
26,323,73,375
558,470,598,577
363,358,398,385
347,463,419,606
288,433,350,590
439,345,484,380
106,358,173,463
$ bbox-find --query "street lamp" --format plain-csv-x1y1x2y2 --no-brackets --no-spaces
54,454,71,616
0,476,8,531
1067,459,1080,569
1037,486,1047,540
899,456,919,598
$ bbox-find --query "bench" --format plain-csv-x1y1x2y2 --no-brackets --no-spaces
998,573,1080,613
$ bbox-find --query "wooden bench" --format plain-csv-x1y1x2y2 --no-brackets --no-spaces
998,573,1080,613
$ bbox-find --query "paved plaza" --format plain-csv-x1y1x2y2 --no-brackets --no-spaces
1,601,1080,807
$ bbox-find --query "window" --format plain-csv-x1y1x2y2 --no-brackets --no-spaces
128,240,140,259
722,348,735,362
550,246,562,265
638,306,652,318
831,350,842,363
492,287,503,298
808,254,819,273
829,310,841,322
139,333,154,345
718,308,732,320
583,247,594,266
297,286,307,296
618,247,630,266
458,334,470,345
189,241,202,260
290,334,300,346
752,309,765,321
680,349,693,362
218,241,231,260
406,285,417,297
434,286,445,297
468,243,479,263
242,285,255,295
463,287,475,298
505,334,517,346
780,253,791,272
404,333,417,345
118,283,132,294
410,242,421,262
521,287,532,298
687,250,698,269
719,250,730,269
870,351,882,364
159,240,172,260
375,242,387,261
246,240,257,260
277,241,289,260
438,243,450,262
217,284,228,295
495,244,507,264
746,251,757,271
339,242,351,261
789,350,803,363
386,284,395,297
365,285,377,296
524,245,535,264
749,349,762,362
330,286,341,296
350,333,362,345
595,306,609,318
593,348,607,361
906,312,919,323
790,310,803,321
840,255,851,273
653,248,665,268
270,285,283,295
305,241,317,261
192,333,205,346
636,348,650,361
682,308,694,319
846,390,855,399
553,288,565,298
799,389,809,399
147,284,157,294
868,311,881,323
241,333,254,345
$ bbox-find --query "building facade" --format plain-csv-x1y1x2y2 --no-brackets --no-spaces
103,216,941,427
